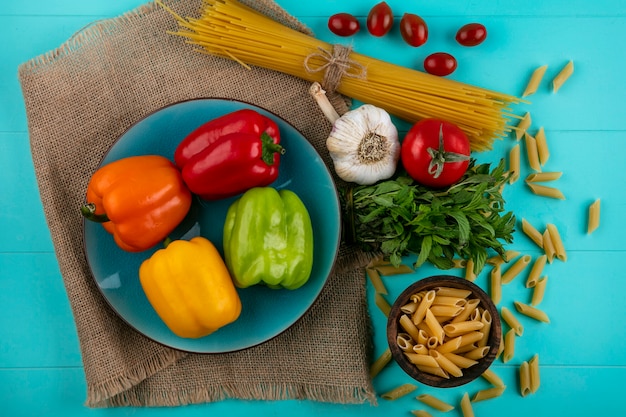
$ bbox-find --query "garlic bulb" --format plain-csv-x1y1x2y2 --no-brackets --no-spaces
309,83,400,185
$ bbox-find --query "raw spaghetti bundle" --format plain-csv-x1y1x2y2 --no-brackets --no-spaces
158,0,521,151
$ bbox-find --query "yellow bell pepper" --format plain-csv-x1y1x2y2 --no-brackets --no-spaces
139,236,242,339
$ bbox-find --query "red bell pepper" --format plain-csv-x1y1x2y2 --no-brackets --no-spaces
174,109,285,200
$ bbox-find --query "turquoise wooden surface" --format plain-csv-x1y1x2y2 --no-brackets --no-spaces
2,1,625,416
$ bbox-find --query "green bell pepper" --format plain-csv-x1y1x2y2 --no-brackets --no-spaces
223,187,314,290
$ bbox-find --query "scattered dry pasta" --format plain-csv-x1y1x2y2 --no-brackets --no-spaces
460,392,475,417
380,383,417,400
519,361,531,396
416,393,455,412
531,276,548,306
472,385,506,402
501,307,524,336
524,133,542,172
501,254,532,284
521,219,544,249
370,348,392,379
552,60,574,92
526,255,547,288
366,267,388,295
522,65,548,97
534,127,550,165
514,301,550,323
508,144,521,184
526,171,562,182
514,112,532,140
546,223,567,261
587,199,601,234
529,354,541,393
526,182,566,200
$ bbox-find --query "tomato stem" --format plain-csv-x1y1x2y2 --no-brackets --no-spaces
427,123,470,178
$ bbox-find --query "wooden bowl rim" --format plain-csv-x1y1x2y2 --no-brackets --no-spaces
386,274,502,388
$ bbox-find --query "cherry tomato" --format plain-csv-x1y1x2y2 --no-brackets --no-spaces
328,13,360,37
367,2,393,37
400,13,428,47
400,119,470,188
456,23,487,46
424,52,457,77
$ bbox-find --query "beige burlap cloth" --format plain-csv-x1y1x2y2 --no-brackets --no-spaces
18,0,377,407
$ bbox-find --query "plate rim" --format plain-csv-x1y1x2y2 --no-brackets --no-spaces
81,97,342,354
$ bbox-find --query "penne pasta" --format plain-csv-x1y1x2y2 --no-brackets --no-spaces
522,64,548,97
397,333,414,352
552,60,574,92
370,348,392,379
401,301,418,315
413,290,436,325
460,392,475,417
514,112,532,140
374,263,414,276
417,329,429,346
501,255,532,284
366,267,387,295
542,229,556,263
443,352,479,369
534,127,550,166
451,299,480,324
531,276,548,306
482,368,505,387
546,223,567,261
526,171,562,182
424,309,446,343
426,336,439,350
471,385,506,402
508,143,521,184
519,361,531,397
464,258,477,281
496,331,504,360
487,250,520,266
526,254,547,288
404,352,439,368
416,394,455,412
456,331,484,349
587,199,601,234
400,314,423,342
463,346,490,361
430,305,464,318
431,350,463,378
436,335,463,354
375,292,391,316
501,307,524,336
413,344,429,355
524,133,542,172
502,328,516,363
452,258,468,269
521,218,544,249
410,410,434,417
418,365,449,379
529,354,541,393
477,310,492,347
433,297,467,307
490,264,502,305
514,301,550,323
443,320,484,337
526,182,566,200
380,383,418,400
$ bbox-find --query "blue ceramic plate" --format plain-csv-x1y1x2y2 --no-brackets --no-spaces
83,99,341,353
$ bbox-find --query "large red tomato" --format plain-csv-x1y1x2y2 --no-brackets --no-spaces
401,119,471,188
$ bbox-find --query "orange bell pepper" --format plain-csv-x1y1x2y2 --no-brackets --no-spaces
81,155,192,252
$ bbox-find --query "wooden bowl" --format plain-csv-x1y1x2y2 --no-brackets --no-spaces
386,275,501,388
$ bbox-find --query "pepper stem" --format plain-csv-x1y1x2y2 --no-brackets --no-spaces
261,132,285,166
309,82,341,124
80,203,110,223
427,123,470,179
